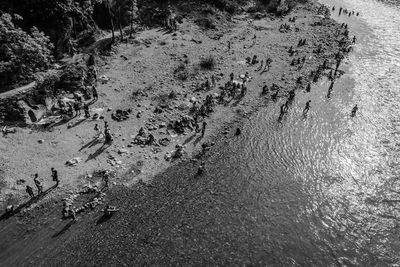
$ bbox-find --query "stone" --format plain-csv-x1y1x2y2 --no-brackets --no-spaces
118,148,129,155
65,157,83,166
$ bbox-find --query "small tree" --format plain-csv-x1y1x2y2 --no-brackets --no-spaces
104,0,116,43
130,0,138,38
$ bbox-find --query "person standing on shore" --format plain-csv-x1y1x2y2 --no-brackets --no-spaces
26,185,34,198
103,170,110,189
51,168,59,187
351,105,358,117
104,127,113,144
92,85,98,101
94,123,101,138
83,104,90,118
197,161,205,176
303,100,311,116
201,121,207,137
306,83,311,92
278,103,287,122
33,174,43,195
73,101,81,117
70,209,77,222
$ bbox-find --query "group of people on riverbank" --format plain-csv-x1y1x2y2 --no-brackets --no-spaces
25,168,59,199
334,6,360,17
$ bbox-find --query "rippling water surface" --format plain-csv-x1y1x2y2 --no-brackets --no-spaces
213,0,400,264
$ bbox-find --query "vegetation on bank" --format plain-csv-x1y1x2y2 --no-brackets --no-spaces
0,0,305,88
0,13,53,87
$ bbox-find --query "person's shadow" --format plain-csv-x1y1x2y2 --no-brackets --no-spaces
96,214,112,225
0,184,58,221
52,220,76,238
85,143,110,162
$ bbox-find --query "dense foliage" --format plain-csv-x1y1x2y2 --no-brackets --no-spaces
0,13,53,86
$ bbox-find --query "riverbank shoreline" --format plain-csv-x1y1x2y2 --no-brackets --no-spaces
0,1,353,265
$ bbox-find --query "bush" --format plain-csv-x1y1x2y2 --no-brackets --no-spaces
195,17,216,29
210,0,239,14
0,13,53,86
260,0,302,15
174,63,189,81
199,55,216,70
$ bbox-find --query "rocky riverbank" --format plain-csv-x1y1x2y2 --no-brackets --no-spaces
0,1,353,265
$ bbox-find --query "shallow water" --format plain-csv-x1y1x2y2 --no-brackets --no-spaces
212,0,400,265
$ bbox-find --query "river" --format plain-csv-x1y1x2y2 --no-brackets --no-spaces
208,0,400,265
33,0,400,265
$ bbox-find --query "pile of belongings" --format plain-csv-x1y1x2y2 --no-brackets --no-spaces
132,127,157,146
111,109,132,121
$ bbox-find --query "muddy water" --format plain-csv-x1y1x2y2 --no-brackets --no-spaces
209,0,400,265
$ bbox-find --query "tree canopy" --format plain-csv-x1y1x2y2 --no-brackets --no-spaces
0,13,53,86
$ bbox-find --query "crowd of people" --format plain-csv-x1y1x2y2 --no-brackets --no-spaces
275,6,360,122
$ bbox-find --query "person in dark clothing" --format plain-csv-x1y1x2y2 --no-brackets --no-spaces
261,85,269,95
197,161,205,176
73,101,81,116
66,103,74,117
26,185,34,198
201,121,207,137
103,171,110,189
235,128,242,136
351,105,358,117
104,128,113,144
70,209,77,222
271,90,279,101
83,104,90,118
306,83,311,92
51,168,59,187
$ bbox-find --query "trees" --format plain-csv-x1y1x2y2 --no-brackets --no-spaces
103,0,131,43
0,13,53,86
